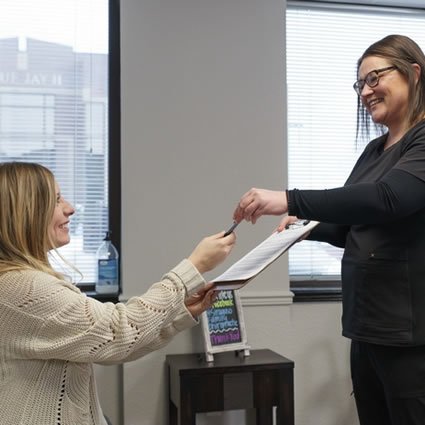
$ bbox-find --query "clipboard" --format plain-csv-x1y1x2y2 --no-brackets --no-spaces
212,220,319,290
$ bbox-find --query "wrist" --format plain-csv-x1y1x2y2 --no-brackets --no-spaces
188,255,207,275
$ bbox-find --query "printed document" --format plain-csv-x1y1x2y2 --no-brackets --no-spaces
213,220,319,290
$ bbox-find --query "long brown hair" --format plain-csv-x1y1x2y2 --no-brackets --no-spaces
356,34,425,143
0,162,64,278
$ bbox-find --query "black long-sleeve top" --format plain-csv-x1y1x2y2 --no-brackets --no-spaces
287,118,425,346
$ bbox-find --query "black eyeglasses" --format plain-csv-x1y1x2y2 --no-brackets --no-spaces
353,66,397,96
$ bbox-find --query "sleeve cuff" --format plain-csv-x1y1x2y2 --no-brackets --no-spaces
169,258,206,296
286,189,297,216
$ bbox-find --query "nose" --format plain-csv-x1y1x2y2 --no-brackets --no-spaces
361,83,374,98
64,200,75,217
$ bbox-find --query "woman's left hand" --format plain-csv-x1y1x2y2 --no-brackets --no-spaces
185,282,218,318
276,215,311,241
276,215,299,232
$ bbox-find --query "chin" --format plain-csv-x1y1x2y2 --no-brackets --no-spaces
60,239,71,248
370,114,384,126
54,238,71,249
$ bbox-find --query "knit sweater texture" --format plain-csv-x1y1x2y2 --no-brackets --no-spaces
0,259,204,425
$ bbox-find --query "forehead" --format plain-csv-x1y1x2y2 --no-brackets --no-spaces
359,55,392,77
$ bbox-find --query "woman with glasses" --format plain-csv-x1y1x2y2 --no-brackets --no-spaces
232,34,425,425
0,161,236,425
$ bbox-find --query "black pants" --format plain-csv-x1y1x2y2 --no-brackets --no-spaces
351,340,425,425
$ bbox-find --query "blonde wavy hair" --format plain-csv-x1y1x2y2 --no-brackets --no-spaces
0,162,65,279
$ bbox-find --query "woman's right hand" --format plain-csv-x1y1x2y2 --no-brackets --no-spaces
188,231,236,274
232,188,288,224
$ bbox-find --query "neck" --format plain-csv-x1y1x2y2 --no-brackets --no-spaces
385,121,411,150
385,114,425,149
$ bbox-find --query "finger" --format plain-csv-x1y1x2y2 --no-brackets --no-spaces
276,217,290,232
252,201,271,224
239,196,253,210
238,189,256,209
194,283,213,297
232,215,242,224
243,200,258,223
234,195,256,222
251,206,266,225
206,289,218,304
233,204,248,223
204,282,215,291
209,232,227,241
223,232,236,245
276,216,299,232
199,290,214,310
232,206,242,222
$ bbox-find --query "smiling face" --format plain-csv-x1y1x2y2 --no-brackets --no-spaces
48,182,75,249
358,55,410,133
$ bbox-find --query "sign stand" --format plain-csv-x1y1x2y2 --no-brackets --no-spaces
201,289,250,362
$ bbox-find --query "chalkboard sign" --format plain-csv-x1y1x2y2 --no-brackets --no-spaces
201,289,249,362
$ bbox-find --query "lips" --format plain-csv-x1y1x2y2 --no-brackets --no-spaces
368,98,382,108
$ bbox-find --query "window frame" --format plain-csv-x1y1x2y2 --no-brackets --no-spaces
79,0,121,300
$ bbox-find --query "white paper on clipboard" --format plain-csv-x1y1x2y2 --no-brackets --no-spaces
213,220,319,290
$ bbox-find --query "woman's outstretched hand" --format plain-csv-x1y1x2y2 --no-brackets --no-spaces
188,231,236,275
232,188,288,225
185,282,218,318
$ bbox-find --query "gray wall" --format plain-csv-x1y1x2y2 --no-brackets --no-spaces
95,0,359,424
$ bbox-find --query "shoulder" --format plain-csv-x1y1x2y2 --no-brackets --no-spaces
0,268,70,286
403,118,425,146
0,269,82,307
395,119,425,159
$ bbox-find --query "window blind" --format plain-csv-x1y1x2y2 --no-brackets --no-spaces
0,0,109,282
286,2,425,279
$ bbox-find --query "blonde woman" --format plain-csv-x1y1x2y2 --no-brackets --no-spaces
0,161,236,425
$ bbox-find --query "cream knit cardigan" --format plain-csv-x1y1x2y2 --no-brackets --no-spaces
0,259,205,425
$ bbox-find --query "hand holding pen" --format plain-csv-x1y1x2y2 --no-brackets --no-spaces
188,231,236,274
224,220,239,237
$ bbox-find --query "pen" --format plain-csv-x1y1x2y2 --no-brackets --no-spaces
224,221,239,237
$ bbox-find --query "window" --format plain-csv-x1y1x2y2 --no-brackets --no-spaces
286,1,425,298
0,0,121,287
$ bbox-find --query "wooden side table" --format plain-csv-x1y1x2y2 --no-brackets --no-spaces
166,349,294,425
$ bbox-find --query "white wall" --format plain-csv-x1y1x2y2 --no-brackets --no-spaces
95,0,361,424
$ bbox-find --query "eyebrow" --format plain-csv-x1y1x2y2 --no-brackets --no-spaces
359,69,374,79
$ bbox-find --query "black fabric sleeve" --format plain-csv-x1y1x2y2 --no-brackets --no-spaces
305,223,350,248
287,168,425,225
